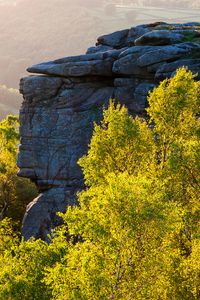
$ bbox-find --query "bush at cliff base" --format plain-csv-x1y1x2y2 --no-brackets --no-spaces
0,67,199,300
0,115,37,227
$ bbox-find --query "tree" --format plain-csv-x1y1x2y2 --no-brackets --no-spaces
0,68,199,299
0,219,68,300
0,115,37,226
44,68,199,299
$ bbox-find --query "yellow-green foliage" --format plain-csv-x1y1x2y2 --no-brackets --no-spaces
0,115,37,225
0,68,199,299
0,220,68,300
79,102,154,186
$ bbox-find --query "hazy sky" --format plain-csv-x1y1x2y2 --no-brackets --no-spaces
0,0,199,117
0,0,199,87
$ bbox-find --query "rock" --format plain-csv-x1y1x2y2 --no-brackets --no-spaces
86,45,113,54
18,22,200,240
19,76,63,105
174,29,200,37
22,188,77,241
147,22,168,28
127,25,150,45
177,42,200,51
97,29,129,48
53,51,123,63
134,30,184,46
53,53,106,63
184,22,200,26
55,85,114,111
137,45,188,67
119,45,157,58
86,47,126,60
134,82,156,96
114,78,137,109
147,62,164,73
28,59,114,77
114,78,139,87
113,54,151,78
114,78,154,114
113,45,167,77
133,82,156,112
154,23,200,31
114,79,156,114
155,59,200,80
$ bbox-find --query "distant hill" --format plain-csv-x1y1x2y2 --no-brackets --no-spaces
0,0,133,89
1,0,199,88
0,0,199,119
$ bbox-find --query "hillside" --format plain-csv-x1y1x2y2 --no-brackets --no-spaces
0,0,199,118
0,0,131,89
0,0,199,88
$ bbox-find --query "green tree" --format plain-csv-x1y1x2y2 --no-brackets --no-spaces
0,68,199,300
0,115,37,226
45,68,199,299
0,220,68,300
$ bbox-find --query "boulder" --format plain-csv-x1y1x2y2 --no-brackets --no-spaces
22,188,77,241
134,30,184,46
119,45,157,58
137,45,188,67
86,45,113,54
28,59,114,77
155,59,200,80
127,25,150,45
97,29,129,48
19,76,63,105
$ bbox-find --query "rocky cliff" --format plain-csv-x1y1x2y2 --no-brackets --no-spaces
18,22,200,240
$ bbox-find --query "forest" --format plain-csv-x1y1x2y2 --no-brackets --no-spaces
0,68,199,299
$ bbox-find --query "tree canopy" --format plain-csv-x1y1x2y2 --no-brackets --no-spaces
0,68,199,299
0,115,37,225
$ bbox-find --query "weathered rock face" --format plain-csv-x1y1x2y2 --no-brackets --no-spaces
18,22,200,240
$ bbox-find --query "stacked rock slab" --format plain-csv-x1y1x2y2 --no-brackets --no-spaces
18,22,200,240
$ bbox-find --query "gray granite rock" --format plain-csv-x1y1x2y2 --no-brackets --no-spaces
135,30,184,46
119,45,157,58
22,188,77,241
113,53,149,77
18,22,200,240
97,29,129,48
19,76,63,104
137,45,188,67
114,78,138,109
28,59,114,77
114,78,155,114
86,45,113,54
127,25,150,45
155,59,200,80
184,22,200,26
133,82,156,112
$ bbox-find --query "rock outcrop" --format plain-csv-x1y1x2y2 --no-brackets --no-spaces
18,22,200,240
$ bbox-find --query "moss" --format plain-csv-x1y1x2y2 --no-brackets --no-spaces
182,32,200,44
156,25,175,31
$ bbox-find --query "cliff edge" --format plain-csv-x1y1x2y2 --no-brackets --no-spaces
18,22,200,240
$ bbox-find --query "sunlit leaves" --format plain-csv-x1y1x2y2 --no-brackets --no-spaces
0,68,199,299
